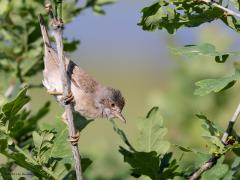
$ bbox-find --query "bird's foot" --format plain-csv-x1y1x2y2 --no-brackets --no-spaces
62,112,80,145
69,132,80,146
61,91,74,105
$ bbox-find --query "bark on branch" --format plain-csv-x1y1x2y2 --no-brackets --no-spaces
189,103,240,180
197,0,240,18
44,2,83,179
52,18,83,180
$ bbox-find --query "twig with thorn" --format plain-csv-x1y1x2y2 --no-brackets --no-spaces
189,103,240,180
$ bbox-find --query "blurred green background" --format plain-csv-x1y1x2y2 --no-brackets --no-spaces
1,0,240,179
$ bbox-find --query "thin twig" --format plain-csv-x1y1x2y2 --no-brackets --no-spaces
189,103,240,180
198,0,240,18
221,104,240,143
4,83,16,98
52,19,83,180
45,2,83,179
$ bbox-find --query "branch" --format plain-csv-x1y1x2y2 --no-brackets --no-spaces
189,103,240,180
198,0,240,18
4,83,16,98
44,2,83,179
221,104,240,143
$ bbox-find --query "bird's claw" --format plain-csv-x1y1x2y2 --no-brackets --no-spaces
68,131,80,146
62,91,74,105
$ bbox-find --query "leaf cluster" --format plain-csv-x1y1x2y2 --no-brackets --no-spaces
0,88,93,179
139,0,240,34
0,0,113,85
112,107,181,179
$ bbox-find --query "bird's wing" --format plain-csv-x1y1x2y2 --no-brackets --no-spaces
65,58,98,93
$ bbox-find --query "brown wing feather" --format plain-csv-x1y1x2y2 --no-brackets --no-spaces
65,59,98,93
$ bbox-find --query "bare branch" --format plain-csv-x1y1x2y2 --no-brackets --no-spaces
43,2,83,179
189,103,240,180
52,20,83,180
198,0,240,18
221,104,240,143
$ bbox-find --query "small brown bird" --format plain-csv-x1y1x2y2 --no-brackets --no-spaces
39,16,126,140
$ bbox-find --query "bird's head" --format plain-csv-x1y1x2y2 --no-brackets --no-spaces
97,87,126,123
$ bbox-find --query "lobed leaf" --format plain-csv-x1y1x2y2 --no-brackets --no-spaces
171,43,240,63
137,107,170,155
139,1,223,34
111,120,136,152
114,107,181,179
194,69,240,96
139,1,240,34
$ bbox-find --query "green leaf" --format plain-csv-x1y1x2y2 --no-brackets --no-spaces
202,156,229,180
111,120,136,152
174,144,206,154
11,101,50,143
84,0,115,15
0,0,9,15
117,107,181,179
32,130,55,164
40,115,93,177
171,43,240,63
2,146,55,179
0,90,92,179
194,69,240,96
0,132,8,152
0,87,30,131
197,114,225,153
41,113,93,157
197,114,222,137
139,1,224,34
119,146,161,179
73,112,94,132
139,1,240,34
137,107,170,154
1,87,30,119
119,147,181,179
223,157,240,180
63,39,80,52
0,167,13,180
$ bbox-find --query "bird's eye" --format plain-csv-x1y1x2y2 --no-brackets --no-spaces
111,103,115,107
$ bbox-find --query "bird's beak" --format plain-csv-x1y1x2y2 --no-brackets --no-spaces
114,111,126,124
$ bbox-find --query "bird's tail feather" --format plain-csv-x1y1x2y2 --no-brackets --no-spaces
39,14,51,47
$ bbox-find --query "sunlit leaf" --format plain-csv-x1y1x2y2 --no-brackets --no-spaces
119,146,161,179
111,120,135,152
194,69,240,96
171,43,240,63
137,107,170,155
139,1,223,34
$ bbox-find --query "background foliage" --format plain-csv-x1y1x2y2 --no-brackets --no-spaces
1,0,240,179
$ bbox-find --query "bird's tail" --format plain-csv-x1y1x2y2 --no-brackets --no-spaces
39,14,51,47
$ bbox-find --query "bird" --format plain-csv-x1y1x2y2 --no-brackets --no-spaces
39,15,126,144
